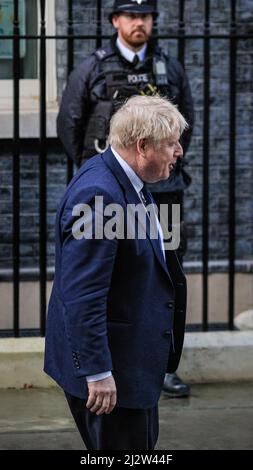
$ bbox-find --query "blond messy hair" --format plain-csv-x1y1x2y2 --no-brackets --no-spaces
108,94,188,149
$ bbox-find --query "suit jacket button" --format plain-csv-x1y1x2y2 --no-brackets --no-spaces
163,330,171,337
167,301,174,309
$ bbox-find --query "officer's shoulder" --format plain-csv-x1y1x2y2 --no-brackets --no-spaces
94,44,115,62
69,52,99,79
67,45,115,87
155,44,169,60
156,45,184,74
71,44,113,70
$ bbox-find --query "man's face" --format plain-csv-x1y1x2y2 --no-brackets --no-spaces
112,12,153,49
141,131,183,183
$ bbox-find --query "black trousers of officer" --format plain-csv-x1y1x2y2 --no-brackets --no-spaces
65,392,159,450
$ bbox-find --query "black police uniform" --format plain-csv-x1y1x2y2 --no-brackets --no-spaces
57,34,194,164
57,33,194,259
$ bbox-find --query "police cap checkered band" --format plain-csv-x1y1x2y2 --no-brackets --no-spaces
108,0,158,23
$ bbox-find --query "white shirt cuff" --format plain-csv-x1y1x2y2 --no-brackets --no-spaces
86,371,112,382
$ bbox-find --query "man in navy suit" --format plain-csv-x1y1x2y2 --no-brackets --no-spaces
44,95,187,450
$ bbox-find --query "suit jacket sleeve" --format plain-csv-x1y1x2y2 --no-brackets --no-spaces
59,186,118,378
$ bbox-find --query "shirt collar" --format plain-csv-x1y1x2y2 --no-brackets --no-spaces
111,146,143,194
116,37,147,63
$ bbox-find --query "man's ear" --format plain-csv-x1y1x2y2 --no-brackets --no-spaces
137,139,147,157
111,14,120,29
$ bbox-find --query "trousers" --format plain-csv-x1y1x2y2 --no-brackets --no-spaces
65,391,159,450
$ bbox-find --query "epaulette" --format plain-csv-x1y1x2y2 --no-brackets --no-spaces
155,44,169,60
94,45,115,61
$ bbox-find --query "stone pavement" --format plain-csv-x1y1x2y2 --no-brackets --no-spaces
0,383,252,450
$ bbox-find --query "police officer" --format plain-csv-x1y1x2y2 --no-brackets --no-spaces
57,0,194,398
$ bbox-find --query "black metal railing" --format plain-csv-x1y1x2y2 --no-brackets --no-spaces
0,0,252,337
12,0,20,337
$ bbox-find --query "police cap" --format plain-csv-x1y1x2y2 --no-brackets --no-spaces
109,0,158,23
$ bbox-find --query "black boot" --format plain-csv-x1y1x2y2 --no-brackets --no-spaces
163,373,190,398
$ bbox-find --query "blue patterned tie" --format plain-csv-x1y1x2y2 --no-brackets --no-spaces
140,184,153,207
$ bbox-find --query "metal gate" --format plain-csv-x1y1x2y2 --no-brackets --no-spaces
0,0,252,336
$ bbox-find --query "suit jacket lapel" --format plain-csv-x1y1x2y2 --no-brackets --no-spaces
102,148,170,279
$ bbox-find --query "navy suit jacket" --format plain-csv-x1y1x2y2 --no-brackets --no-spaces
44,147,187,409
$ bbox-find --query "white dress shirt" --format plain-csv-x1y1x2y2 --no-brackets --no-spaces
116,37,147,63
